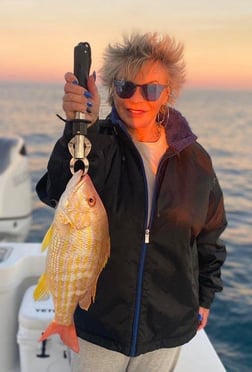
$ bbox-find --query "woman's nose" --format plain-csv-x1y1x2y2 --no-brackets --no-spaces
130,86,145,101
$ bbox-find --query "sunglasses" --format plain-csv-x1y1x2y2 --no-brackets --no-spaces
114,80,168,101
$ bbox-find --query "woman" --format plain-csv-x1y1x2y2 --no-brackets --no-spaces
36,32,227,371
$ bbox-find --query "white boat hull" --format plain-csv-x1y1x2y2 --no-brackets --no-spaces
0,136,32,243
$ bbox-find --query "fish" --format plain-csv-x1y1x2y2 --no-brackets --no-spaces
33,170,110,353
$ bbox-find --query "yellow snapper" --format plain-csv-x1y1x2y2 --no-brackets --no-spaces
33,170,110,352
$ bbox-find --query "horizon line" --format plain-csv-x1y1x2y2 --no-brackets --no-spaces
0,79,251,92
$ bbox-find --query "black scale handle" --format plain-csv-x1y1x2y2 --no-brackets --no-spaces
74,42,92,90
73,42,92,136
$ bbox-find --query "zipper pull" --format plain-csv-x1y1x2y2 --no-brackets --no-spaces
145,229,150,244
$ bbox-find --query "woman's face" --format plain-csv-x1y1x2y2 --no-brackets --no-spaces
113,60,170,134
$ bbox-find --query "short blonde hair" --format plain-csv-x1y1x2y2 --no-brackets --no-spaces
100,32,186,105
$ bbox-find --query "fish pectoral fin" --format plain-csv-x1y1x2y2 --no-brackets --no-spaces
78,292,93,311
41,224,54,252
79,283,97,311
33,273,50,301
39,320,79,353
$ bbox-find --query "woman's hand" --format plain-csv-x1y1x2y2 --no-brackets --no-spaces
63,71,100,124
197,307,210,330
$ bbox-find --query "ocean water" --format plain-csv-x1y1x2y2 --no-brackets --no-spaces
0,82,251,372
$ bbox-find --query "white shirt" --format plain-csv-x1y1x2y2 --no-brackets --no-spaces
133,127,168,225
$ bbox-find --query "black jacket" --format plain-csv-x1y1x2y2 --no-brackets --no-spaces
36,107,227,356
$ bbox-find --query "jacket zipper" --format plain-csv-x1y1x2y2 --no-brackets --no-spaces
129,148,149,356
129,152,170,356
144,228,150,243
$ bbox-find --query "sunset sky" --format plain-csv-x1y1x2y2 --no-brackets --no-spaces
1,0,252,89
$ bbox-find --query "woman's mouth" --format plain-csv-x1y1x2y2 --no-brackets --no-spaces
127,108,146,116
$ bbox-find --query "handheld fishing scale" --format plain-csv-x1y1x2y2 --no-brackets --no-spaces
68,42,92,174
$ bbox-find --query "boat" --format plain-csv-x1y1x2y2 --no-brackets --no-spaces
0,136,32,242
0,137,226,371
0,241,227,371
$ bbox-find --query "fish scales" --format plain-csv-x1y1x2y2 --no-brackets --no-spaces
33,170,110,352
47,226,104,324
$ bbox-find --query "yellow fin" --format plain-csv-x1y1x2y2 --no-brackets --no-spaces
33,273,50,301
41,224,54,252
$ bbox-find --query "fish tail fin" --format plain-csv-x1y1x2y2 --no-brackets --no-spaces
41,224,54,252
39,320,79,353
33,273,50,301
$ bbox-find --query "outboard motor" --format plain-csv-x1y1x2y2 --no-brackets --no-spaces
0,136,32,242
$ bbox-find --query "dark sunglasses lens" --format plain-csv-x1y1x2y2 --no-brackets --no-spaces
142,84,164,101
115,81,136,98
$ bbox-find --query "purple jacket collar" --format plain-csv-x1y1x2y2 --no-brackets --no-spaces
111,106,197,154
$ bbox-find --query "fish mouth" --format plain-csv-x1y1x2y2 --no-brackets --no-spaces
73,169,86,184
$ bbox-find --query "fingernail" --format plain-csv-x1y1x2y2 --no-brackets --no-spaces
198,314,203,322
72,79,79,85
92,70,96,81
87,101,92,107
86,107,92,114
84,91,92,98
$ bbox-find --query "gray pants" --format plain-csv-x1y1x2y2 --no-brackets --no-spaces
70,338,181,372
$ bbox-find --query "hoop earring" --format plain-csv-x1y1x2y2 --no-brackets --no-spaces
156,104,169,125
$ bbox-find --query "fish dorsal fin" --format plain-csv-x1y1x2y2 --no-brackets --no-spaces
41,224,54,252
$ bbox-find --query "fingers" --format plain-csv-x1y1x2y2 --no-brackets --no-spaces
64,72,77,84
197,307,210,331
87,72,98,97
62,71,100,122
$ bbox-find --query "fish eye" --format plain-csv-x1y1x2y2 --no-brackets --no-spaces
88,196,96,207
